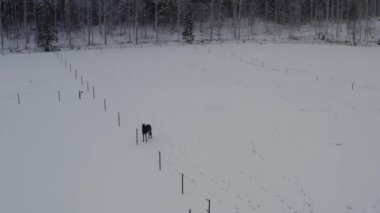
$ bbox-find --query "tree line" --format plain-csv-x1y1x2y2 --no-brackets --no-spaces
0,0,379,52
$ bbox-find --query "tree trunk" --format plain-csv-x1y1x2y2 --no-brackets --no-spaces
34,0,37,39
24,0,29,49
0,0,3,54
237,0,241,40
54,0,57,32
310,0,313,21
336,0,340,31
155,0,158,43
98,0,102,35
364,0,369,42
326,0,330,20
13,0,18,49
134,0,138,44
275,0,279,23
177,0,181,42
210,0,214,41
104,0,107,45
65,0,72,48
232,0,237,38
128,0,131,42
87,0,91,45
358,1,362,42
217,0,222,41
352,20,356,45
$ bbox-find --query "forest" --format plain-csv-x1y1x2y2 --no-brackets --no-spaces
1,0,379,52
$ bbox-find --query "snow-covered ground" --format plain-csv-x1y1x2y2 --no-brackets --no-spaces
1,43,380,213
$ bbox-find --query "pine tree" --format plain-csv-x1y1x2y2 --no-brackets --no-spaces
35,0,57,51
182,0,194,43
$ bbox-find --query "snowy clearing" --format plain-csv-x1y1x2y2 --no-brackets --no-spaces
1,43,380,213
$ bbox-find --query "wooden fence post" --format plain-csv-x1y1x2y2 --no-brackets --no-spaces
17,94,20,104
104,98,107,112
58,90,61,102
181,173,184,195
206,199,211,213
92,86,95,99
118,112,120,127
86,81,89,92
159,151,162,171
136,128,138,145
75,69,77,79
352,82,354,90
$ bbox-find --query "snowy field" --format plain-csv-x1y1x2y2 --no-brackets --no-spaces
1,43,380,213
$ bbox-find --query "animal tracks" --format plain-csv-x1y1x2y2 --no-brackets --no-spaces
157,136,317,213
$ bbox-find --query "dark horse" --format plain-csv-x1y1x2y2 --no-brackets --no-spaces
142,123,152,142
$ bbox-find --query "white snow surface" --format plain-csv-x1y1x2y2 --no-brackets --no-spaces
1,43,380,213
